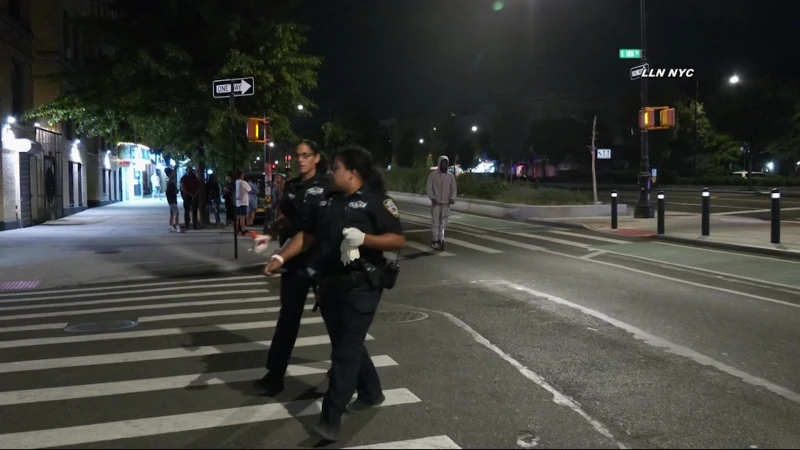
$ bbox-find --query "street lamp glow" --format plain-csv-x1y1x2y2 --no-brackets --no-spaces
729,75,740,84
297,104,304,110
766,161,774,171
419,138,424,144
471,125,478,132
433,127,437,131
269,142,275,147
256,156,261,160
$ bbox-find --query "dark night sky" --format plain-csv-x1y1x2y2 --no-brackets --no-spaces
299,0,800,121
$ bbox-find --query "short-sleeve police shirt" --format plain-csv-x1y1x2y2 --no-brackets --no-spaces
278,173,332,247
304,184,404,275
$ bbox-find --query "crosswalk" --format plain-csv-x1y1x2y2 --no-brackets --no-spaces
0,276,462,449
395,218,636,258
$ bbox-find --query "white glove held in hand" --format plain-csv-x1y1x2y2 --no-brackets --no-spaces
342,227,366,247
340,241,360,266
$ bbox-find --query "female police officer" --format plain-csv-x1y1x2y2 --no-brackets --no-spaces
264,145,405,441
254,139,332,396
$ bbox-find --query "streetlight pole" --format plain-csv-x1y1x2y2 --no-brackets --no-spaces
634,0,653,218
694,78,698,174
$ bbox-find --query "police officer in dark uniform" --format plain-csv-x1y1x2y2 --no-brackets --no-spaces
265,145,405,442
255,139,332,396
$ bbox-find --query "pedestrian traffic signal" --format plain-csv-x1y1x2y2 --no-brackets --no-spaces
638,107,676,130
247,118,268,143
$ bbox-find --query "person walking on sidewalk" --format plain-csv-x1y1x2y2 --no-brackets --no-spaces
180,168,200,230
165,168,180,232
253,139,331,397
151,171,161,199
426,155,457,251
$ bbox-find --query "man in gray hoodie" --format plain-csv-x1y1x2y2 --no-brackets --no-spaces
426,155,457,250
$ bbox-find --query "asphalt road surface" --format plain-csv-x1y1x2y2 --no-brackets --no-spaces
598,189,800,222
1,207,800,448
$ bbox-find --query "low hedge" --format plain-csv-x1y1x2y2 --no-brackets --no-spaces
383,167,592,205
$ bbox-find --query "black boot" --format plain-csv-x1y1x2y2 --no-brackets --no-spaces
253,372,284,397
439,239,445,251
312,421,340,442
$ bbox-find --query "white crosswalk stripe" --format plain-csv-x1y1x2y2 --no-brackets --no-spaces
0,277,461,449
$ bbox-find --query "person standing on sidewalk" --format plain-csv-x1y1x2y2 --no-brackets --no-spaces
426,155,457,251
180,168,200,230
151,171,161,199
165,168,180,232
206,174,222,227
253,139,331,397
235,170,252,235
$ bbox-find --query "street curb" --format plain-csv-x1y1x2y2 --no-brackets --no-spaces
528,218,800,261
526,218,590,230
649,235,800,261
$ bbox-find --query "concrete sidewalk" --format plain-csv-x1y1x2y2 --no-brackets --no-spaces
531,213,800,258
0,199,275,290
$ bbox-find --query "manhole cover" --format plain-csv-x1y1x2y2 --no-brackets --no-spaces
64,320,138,333
375,311,428,324
94,250,121,254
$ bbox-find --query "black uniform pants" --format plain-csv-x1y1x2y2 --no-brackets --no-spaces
265,269,314,375
182,195,198,227
319,287,383,425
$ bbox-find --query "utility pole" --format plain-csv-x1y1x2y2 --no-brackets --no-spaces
634,0,654,218
229,89,238,259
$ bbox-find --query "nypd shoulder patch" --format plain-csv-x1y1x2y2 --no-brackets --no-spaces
383,198,399,218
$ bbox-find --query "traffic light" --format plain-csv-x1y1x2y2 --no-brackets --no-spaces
246,118,268,142
638,107,676,130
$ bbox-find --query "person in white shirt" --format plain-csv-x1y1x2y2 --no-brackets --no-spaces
235,170,252,235
426,155,457,251
151,171,161,199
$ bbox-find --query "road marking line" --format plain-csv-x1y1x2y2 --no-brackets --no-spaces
0,355,398,406
0,333,374,374
551,230,631,244
464,233,545,252
512,232,591,248
405,241,455,256
444,237,503,254
0,289,265,312
0,317,325,349
0,275,266,299
581,250,607,260
502,281,800,406
666,201,755,210
0,388,418,449
0,323,68,333
402,303,625,449
0,296,285,322
346,435,462,449
713,207,800,216
595,247,800,291
0,282,265,304
652,242,800,265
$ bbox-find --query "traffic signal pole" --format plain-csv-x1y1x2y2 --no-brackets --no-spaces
634,0,654,219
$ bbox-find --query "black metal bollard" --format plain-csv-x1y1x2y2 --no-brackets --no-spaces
771,188,781,244
657,191,665,235
611,191,618,230
701,187,710,236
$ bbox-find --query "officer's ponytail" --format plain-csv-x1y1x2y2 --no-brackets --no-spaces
334,145,386,194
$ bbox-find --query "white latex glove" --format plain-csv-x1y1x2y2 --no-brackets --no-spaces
340,240,360,266
342,227,366,247
253,234,272,254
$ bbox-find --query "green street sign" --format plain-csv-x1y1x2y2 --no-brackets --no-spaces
619,49,641,59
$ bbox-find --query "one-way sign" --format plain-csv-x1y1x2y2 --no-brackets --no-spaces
630,63,649,80
212,77,255,98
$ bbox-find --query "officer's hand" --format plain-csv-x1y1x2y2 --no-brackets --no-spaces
342,227,366,247
264,258,283,276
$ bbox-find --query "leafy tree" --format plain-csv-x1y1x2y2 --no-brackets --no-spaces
24,0,321,224
321,105,389,164
487,100,531,180
664,96,715,172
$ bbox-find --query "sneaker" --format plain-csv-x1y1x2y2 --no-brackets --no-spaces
311,421,340,442
431,241,440,250
169,226,175,233
347,393,386,413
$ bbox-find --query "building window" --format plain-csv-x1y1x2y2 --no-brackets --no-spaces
102,169,107,194
68,162,75,207
78,163,83,206
9,0,22,19
11,58,24,117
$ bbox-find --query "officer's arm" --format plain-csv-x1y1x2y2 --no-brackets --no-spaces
275,231,316,262
362,197,406,252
